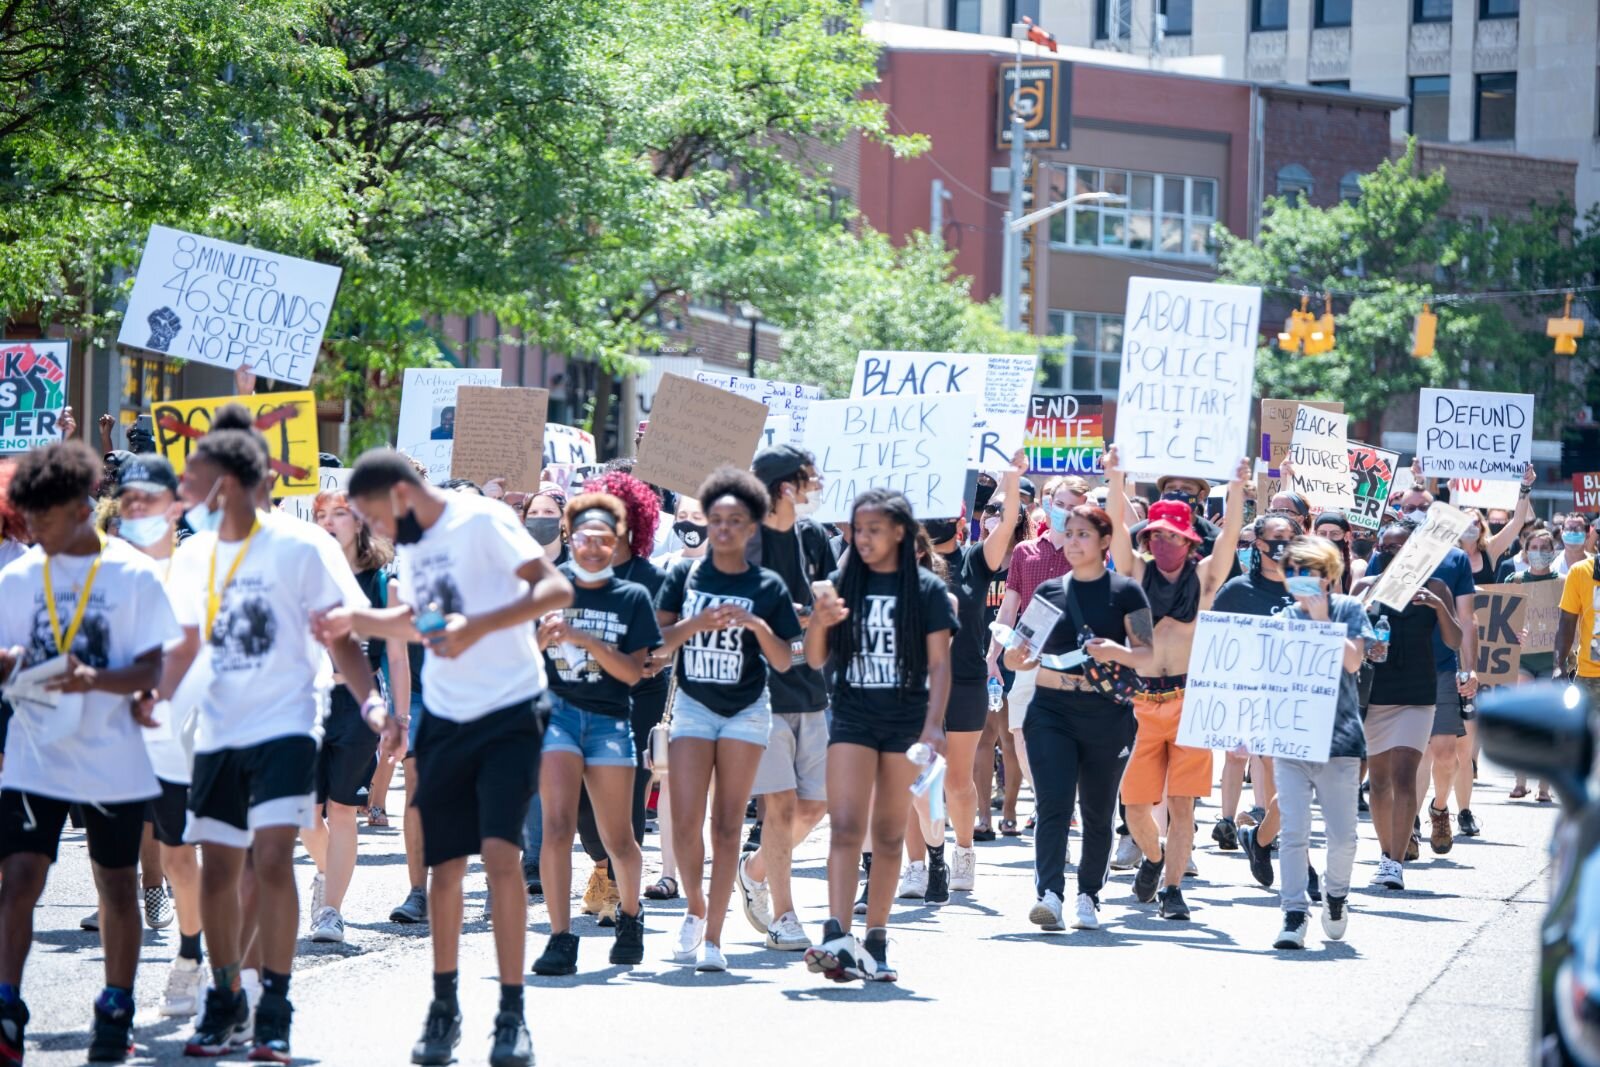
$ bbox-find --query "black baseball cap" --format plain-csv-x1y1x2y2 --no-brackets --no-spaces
752,445,811,487
1018,477,1037,501
116,454,179,497
319,452,343,469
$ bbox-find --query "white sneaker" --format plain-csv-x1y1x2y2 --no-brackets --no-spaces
766,913,810,951
804,932,875,981
1371,857,1405,890
736,854,773,933
309,905,345,943
1321,895,1350,941
308,871,326,928
896,860,928,899
1110,835,1141,871
949,845,976,892
1071,893,1100,930
672,913,706,963
695,941,728,972
1028,890,1065,931
1274,910,1309,949
160,957,206,1018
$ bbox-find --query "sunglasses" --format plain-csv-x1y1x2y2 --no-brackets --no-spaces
982,503,1004,515
1286,566,1325,578
570,530,618,550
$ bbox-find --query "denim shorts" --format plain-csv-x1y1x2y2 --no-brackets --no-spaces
542,694,636,767
668,690,772,747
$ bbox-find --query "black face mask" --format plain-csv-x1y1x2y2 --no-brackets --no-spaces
1162,490,1200,516
395,508,425,546
1351,539,1375,560
922,519,959,544
973,481,996,514
1260,537,1291,562
1374,546,1398,565
673,519,707,549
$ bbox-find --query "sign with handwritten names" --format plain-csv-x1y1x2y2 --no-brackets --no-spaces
693,371,821,445
803,394,977,523
397,367,502,483
1418,388,1534,479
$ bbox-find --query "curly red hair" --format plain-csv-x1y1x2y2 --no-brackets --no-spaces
583,471,659,559
0,460,24,542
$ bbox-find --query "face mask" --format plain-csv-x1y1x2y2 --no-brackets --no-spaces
974,481,996,514
118,514,170,548
1045,501,1070,534
395,508,424,546
982,515,1002,534
673,519,707,549
1260,538,1291,562
1461,525,1480,543
1286,575,1325,597
788,483,821,520
923,519,959,544
1351,539,1374,559
572,563,614,583
525,516,562,546
1237,547,1253,571
1564,530,1586,546
1403,509,1429,524
1527,548,1557,569
1148,538,1190,572
184,481,223,536
1375,546,1398,565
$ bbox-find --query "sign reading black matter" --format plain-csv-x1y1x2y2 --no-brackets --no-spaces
996,61,1070,149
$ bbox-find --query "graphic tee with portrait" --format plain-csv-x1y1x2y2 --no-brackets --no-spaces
543,567,661,718
656,559,801,716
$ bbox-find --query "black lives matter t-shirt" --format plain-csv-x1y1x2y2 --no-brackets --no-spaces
656,558,802,717
543,567,662,718
829,567,959,728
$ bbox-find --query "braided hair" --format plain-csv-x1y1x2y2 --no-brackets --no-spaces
829,488,928,701
1246,511,1304,580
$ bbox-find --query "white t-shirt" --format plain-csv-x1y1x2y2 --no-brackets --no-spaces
169,513,364,753
136,548,196,784
0,539,26,572
0,538,178,803
396,493,547,722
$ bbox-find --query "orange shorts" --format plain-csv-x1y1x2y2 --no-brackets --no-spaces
1119,692,1214,806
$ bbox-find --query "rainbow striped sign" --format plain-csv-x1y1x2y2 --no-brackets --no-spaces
1024,393,1103,476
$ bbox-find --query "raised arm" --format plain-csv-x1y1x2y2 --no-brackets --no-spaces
1104,444,1139,578
1485,464,1538,563
982,450,1028,574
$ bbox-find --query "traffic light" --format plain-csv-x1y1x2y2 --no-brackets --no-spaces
1411,304,1437,358
1278,295,1313,353
1301,294,1336,355
1548,292,1584,356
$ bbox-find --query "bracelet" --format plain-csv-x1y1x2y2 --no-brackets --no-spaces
1519,485,1531,497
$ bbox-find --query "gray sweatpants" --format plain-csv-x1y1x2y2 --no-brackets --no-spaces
1276,756,1362,915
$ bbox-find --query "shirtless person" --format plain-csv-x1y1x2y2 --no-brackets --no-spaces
1105,446,1249,920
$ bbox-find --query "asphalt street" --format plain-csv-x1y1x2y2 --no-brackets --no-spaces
20,763,1558,1067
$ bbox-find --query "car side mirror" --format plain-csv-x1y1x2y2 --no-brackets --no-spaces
1478,683,1594,811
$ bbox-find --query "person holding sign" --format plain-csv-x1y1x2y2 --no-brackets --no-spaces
1507,527,1558,803
1004,506,1153,935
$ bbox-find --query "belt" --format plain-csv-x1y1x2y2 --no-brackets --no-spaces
1036,669,1095,693
1141,673,1186,702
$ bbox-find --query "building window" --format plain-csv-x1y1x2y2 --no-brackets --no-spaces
1095,0,1131,40
948,0,980,33
1475,72,1516,140
1253,0,1288,32
1276,164,1314,205
1046,311,1125,394
1312,79,1351,90
1315,0,1352,28
1479,0,1517,18
1005,0,1039,29
1339,171,1363,203
1410,75,1450,141
1160,0,1192,35
1413,0,1451,23
1049,166,1218,261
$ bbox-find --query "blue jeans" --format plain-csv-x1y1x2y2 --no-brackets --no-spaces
668,690,772,747
542,694,636,766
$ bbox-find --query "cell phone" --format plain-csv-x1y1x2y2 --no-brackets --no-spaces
810,579,836,603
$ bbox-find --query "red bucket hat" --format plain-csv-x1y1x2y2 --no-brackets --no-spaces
1142,499,1202,543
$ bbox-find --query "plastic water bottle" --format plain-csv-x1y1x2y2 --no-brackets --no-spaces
1371,615,1390,663
906,742,934,767
987,676,1004,712
907,744,947,821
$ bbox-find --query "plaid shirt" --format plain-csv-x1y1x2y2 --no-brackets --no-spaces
1005,537,1072,613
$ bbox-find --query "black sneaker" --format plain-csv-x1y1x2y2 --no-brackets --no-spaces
1239,826,1275,888
0,997,26,1067
532,931,579,976
862,935,897,982
1458,808,1481,837
924,859,950,905
1308,865,1322,904
610,909,645,966
1211,816,1239,851
1273,909,1308,949
488,1011,534,1067
391,886,429,924
411,999,462,1066
1156,886,1190,921
88,999,134,1062
1358,782,1370,813
184,987,248,1056
743,821,762,853
249,993,292,1063
524,867,543,896
1133,853,1163,903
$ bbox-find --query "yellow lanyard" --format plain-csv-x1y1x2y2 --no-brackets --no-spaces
43,532,106,656
206,519,261,641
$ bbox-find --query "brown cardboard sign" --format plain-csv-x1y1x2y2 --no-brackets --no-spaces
634,373,770,497
1472,583,1527,684
450,385,549,492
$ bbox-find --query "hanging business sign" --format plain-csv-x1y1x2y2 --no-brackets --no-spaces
996,60,1070,149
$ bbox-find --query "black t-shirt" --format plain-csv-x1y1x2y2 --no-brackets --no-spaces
544,566,662,717
1032,571,1149,672
753,521,836,713
353,567,390,673
614,554,668,695
657,558,803,716
1212,570,1294,618
942,545,997,683
828,567,959,728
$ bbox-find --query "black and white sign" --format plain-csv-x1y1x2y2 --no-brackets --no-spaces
1418,388,1534,480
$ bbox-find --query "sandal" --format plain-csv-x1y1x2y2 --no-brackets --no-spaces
973,825,996,843
999,818,1020,838
1509,785,1529,799
1537,792,1553,803
644,876,679,900
366,807,390,828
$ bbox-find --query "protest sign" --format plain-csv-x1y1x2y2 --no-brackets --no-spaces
152,390,320,496
1417,388,1534,479
1286,404,1352,511
543,423,595,467
1347,442,1400,532
1448,477,1520,512
1023,394,1103,476
804,394,977,523
850,351,1034,468
397,367,502,482
1472,583,1527,684
117,225,341,387
693,371,821,444
1257,398,1342,503
634,373,769,497
1514,578,1562,657
0,341,69,453
1177,610,1346,762
1113,277,1260,483
758,414,793,450
280,468,352,524
1576,473,1600,514
1388,464,1416,503
451,386,548,492
1366,502,1473,610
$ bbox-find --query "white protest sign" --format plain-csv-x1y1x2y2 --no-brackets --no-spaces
1366,501,1473,611
693,371,822,444
804,394,977,523
1114,277,1260,483
397,367,502,482
1287,405,1353,511
1418,388,1534,480
1448,477,1520,512
542,423,596,467
850,351,1033,469
1178,610,1346,762
280,468,352,524
979,353,1038,461
117,225,342,387
758,413,793,450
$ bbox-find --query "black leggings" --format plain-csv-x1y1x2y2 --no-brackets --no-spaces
1023,695,1135,902
575,683,671,873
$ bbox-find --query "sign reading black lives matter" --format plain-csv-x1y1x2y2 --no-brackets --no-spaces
117,225,342,387
1113,277,1261,484
1417,387,1534,480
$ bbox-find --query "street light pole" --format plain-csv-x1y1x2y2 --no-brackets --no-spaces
1003,31,1026,333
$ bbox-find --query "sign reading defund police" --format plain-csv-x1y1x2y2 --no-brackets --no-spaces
1417,387,1534,480
1113,278,1261,484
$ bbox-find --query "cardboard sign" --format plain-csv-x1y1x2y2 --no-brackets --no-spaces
634,373,769,497
693,371,821,445
1287,405,1352,511
1347,442,1400,532
1115,277,1260,483
152,390,320,496
1418,387,1534,479
1178,610,1346,763
1258,398,1342,503
1515,578,1563,657
1575,473,1600,514
280,467,352,524
0,340,69,452
117,225,341,387
543,423,595,467
850,351,1034,469
803,394,978,523
397,367,502,482
1366,502,1473,610
450,386,549,492
1472,583,1527,684
1023,394,1103,475
1448,477,1520,512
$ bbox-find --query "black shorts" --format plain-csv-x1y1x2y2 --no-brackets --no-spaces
413,697,545,867
188,736,318,848
946,679,989,733
828,714,922,755
145,779,190,847
318,693,380,807
0,790,145,867
0,699,11,756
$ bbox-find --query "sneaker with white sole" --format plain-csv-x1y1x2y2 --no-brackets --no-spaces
308,872,326,929
1322,894,1349,941
308,905,345,944
1274,909,1308,949
671,913,706,963
695,941,727,972
1109,834,1141,871
949,845,976,892
765,913,810,952
1028,891,1065,931
804,927,875,982
1071,893,1100,930
736,854,773,933
144,884,174,929
896,860,928,899
1369,856,1404,891
160,956,206,1018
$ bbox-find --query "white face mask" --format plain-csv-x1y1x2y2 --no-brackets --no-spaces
791,483,821,519
571,563,614,583
118,514,171,548
184,482,223,535
1402,509,1429,524
982,515,1001,533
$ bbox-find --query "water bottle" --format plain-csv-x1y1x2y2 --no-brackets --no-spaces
1457,669,1475,717
1370,615,1390,663
906,742,934,767
987,676,1004,712
907,744,947,821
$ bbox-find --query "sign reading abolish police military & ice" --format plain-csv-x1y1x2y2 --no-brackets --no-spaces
1113,277,1260,483
0,341,69,453
1417,387,1534,480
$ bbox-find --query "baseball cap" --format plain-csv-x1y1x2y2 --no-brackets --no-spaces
116,454,179,497
752,445,810,487
319,452,343,469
